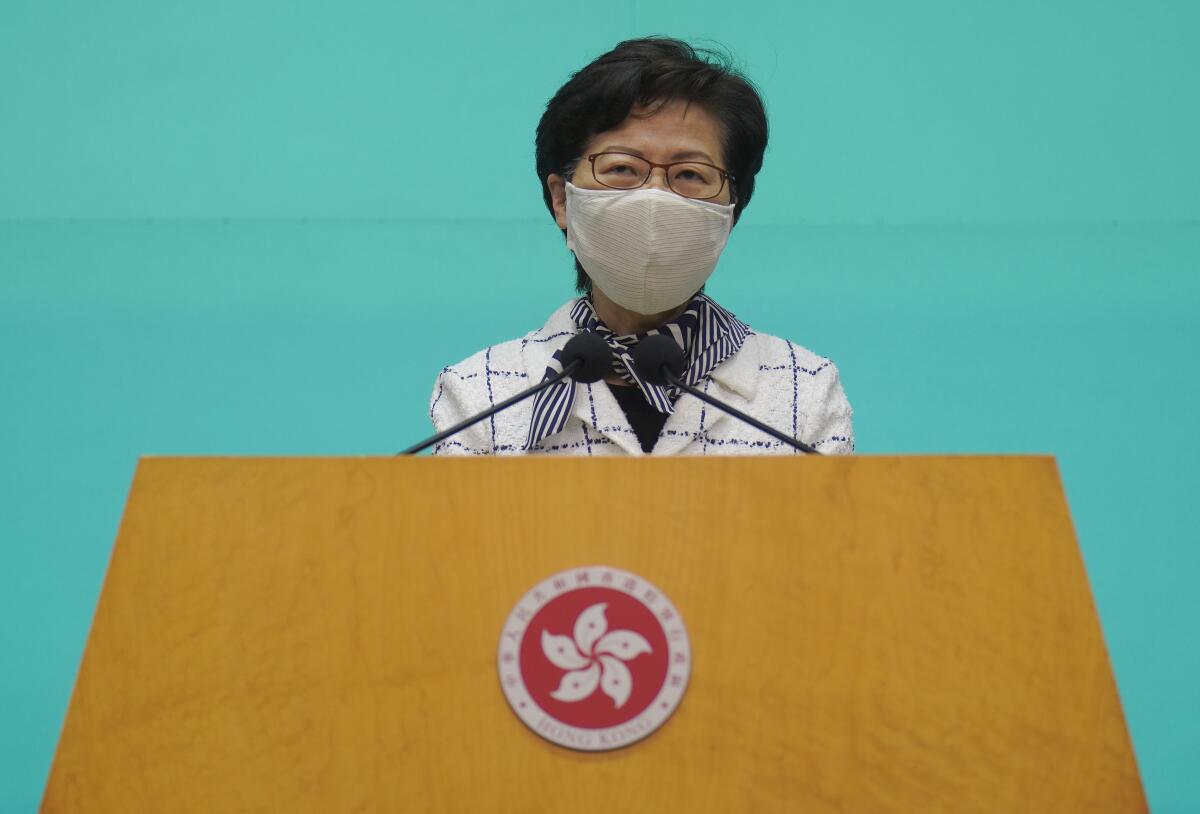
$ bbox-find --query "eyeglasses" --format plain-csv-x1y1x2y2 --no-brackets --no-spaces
584,152,734,201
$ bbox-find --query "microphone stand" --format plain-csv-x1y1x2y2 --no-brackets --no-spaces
398,359,584,455
660,367,821,455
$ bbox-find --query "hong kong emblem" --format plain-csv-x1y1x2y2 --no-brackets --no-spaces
497,565,691,751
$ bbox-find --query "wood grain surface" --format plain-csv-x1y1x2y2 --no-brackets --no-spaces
43,456,1146,812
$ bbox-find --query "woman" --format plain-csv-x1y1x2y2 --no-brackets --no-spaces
428,38,854,456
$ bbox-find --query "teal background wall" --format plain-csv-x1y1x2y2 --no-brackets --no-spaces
2,1,1197,810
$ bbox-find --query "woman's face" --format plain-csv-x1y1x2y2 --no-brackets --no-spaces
548,99,731,230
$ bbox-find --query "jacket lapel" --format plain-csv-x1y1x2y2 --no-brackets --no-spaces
574,381,647,456
652,338,761,455
520,301,645,456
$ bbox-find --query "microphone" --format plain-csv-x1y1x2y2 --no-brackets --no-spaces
631,335,821,455
399,331,611,455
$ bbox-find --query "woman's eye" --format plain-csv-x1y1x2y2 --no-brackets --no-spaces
604,164,636,174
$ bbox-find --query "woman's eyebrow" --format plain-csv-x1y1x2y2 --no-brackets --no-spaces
598,144,717,163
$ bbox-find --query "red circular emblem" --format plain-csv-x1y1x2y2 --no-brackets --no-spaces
498,566,691,751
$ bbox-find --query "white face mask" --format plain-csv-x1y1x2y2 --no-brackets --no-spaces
564,181,735,315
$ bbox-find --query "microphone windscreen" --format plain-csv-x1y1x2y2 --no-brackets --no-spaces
559,332,612,384
632,334,685,386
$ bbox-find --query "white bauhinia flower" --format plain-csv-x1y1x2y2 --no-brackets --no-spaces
543,603,652,709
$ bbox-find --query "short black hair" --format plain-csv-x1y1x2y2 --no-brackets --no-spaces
535,37,769,292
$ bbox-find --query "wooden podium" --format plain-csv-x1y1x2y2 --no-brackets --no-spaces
43,456,1146,812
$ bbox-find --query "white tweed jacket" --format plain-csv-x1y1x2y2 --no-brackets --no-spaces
428,300,854,456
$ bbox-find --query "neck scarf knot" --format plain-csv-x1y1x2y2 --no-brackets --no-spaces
524,293,749,450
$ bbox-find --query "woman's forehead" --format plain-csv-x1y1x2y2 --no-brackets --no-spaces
584,99,725,164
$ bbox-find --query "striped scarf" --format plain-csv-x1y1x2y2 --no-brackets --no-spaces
524,293,750,450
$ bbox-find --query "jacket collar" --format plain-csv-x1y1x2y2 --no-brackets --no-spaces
708,332,758,402
652,338,759,454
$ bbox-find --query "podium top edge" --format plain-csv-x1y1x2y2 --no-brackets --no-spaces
134,454,1059,463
